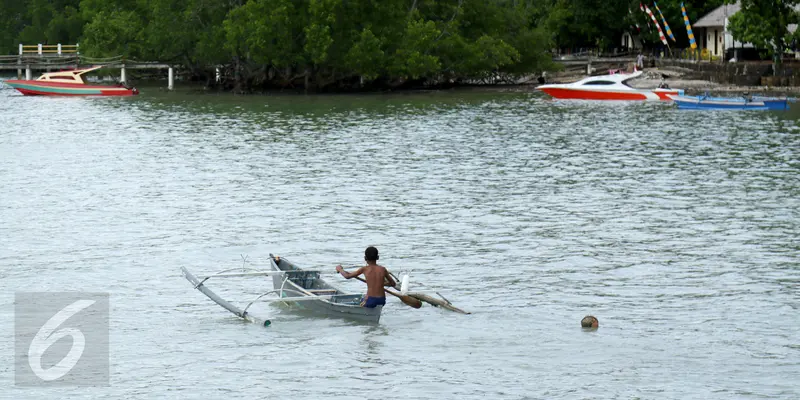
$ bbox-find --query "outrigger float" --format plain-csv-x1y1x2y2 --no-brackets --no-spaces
4,66,139,96
181,254,468,326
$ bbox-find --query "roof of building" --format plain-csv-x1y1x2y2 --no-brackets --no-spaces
694,1,800,30
694,2,741,28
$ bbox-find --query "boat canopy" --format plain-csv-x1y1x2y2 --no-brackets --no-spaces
35,66,103,84
576,70,643,86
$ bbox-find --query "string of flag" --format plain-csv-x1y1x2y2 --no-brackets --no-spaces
680,2,697,49
653,2,676,42
639,3,651,28
641,3,669,45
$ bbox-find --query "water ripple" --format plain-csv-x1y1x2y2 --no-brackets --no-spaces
0,86,798,399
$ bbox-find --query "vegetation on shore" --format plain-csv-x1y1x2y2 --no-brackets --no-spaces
726,0,800,72
3,0,792,91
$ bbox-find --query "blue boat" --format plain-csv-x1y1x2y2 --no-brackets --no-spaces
668,94,792,110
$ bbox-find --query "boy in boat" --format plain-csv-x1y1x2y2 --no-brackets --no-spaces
335,246,397,308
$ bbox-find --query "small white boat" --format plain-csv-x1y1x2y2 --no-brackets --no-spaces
537,70,683,101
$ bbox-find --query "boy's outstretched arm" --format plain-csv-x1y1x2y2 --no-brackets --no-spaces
336,265,363,279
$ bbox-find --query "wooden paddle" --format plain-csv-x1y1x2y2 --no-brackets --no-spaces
406,292,470,314
351,275,422,309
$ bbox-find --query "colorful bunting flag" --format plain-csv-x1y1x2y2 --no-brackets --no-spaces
642,3,669,45
653,2,676,42
681,2,697,49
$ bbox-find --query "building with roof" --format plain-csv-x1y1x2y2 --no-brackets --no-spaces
694,1,798,60
620,32,642,51
693,2,744,58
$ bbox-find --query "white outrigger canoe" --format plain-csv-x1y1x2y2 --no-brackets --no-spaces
181,254,382,325
268,254,383,322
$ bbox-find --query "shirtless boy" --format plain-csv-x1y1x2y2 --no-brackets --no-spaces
335,246,397,308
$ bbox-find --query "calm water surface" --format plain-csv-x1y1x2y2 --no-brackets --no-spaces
0,80,799,399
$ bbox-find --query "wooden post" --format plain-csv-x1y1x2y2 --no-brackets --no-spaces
168,67,174,90
37,44,42,56
58,43,62,55
17,44,22,80
121,65,127,84
25,67,32,80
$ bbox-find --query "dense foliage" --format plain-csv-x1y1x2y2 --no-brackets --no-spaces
726,0,799,68
78,0,559,90
0,0,740,90
538,0,724,51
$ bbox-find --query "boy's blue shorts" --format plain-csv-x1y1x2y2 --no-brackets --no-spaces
361,296,386,308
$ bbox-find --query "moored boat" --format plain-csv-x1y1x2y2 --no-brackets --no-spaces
537,70,683,101
4,66,138,96
668,94,792,110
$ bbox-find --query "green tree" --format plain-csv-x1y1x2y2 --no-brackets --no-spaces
2,0,561,91
389,19,441,79
0,0,28,53
81,10,144,57
345,28,385,80
79,0,146,57
726,0,799,72
0,0,84,53
542,0,629,50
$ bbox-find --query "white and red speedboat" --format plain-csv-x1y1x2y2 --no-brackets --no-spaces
537,70,682,101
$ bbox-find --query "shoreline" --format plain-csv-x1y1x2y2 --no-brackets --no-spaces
3,69,800,96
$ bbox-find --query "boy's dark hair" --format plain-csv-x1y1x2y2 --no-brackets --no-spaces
365,246,379,262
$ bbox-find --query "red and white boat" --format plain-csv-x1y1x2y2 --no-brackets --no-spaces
4,66,138,96
536,70,682,101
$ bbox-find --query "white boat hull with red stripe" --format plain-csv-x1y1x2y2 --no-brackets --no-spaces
537,70,683,101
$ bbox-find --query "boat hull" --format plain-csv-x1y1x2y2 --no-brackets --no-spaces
669,95,790,110
4,80,138,96
270,255,382,323
538,87,682,101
